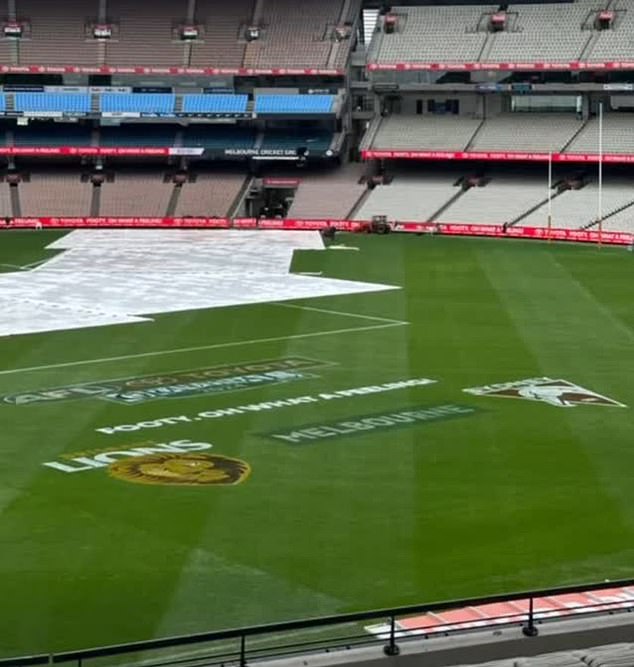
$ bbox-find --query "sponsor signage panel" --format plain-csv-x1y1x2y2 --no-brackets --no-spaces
0,217,631,246
368,61,634,72
361,149,634,164
0,147,173,156
0,65,344,77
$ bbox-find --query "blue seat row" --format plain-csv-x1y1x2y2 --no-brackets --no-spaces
181,94,248,114
255,95,335,114
8,93,336,116
14,93,91,113
100,93,176,114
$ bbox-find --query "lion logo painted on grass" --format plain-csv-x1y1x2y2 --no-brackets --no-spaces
108,452,251,486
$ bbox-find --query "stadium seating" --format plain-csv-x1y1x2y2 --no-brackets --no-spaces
181,94,249,114
14,93,91,114
104,0,186,67
242,0,350,69
370,115,482,152
99,93,176,115
353,168,634,230
586,5,634,61
255,95,335,114
99,171,174,216
286,164,366,218
470,114,584,153
174,172,247,217
485,4,591,63
602,204,634,232
17,0,100,66
520,180,634,229
565,114,634,154
369,6,494,64
435,177,550,224
0,180,11,217
19,171,92,216
190,0,254,68
369,3,634,65
354,174,461,222
452,642,634,667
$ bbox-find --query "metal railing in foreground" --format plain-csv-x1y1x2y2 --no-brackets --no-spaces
3,578,634,667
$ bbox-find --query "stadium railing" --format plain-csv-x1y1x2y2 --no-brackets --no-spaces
2,577,633,667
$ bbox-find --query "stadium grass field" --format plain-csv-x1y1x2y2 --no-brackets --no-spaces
1,230,634,658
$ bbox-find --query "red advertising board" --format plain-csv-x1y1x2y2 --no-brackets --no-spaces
361,149,634,164
392,222,633,245
6,147,630,164
0,147,173,157
368,60,634,72
2,217,631,246
0,65,343,77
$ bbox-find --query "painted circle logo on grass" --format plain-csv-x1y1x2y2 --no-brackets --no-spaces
108,452,251,486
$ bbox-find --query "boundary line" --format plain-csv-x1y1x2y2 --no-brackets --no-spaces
273,302,408,325
0,321,406,377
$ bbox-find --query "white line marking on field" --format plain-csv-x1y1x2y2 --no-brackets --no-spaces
21,258,50,270
274,301,408,325
0,321,406,377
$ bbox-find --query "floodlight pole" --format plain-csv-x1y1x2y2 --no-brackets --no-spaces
598,101,603,247
548,151,553,241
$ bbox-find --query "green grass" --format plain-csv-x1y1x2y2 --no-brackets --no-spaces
1,231,633,658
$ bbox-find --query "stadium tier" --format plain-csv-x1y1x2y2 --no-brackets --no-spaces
484,3,593,63
354,169,634,230
366,115,483,152
242,0,357,69
365,113,634,157
17,0,101,66
369,6,495,64
369,1,634,66
0,0,357,71
0,91,339,120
